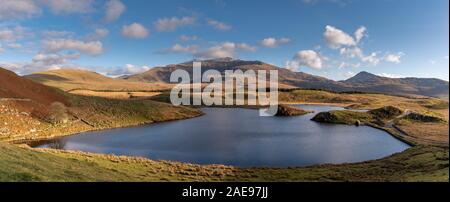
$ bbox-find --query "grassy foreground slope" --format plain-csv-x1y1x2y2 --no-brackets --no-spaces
0,143,447,182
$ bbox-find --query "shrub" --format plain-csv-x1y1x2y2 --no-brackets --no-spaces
48,102,69,124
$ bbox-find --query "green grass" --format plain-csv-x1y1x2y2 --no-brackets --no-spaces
279,89,359,103
0,92,203,142
367,106,403,120
312,110,374,125
67,94,202,127
0,143,447,182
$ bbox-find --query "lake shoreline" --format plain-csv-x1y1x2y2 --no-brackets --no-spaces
11,103,348,145
24,105,412,168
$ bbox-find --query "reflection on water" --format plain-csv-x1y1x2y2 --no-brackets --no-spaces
47,139,66,149
31,105,410,167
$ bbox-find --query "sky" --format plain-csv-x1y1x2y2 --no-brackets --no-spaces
0,0,448,81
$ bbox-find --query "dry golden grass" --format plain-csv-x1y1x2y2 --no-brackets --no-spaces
280,90,449,119
69,90,161,100
1,93,202,142
396,120,449,146
1,142,447,182
26,69,174,92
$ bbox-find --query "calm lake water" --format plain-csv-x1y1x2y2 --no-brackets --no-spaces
32,105,410,167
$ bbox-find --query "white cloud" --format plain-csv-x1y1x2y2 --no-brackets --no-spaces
154,16,196,32
86,28,109,41
106,64,151,77
94,28,109,38
294,50,323,69
0,28,14,41
377,73,402,78
103,0,125,22
0,52,82,75
302,0,351,6
121,23,149,39
41,0,94,14
195,43,235,59
325,25,383,66
0,0,102,21
344,71,356,78
324,25,356,49
338,62,361,69
5,43,23,49
42,30,74,38
236,43,257,51
340,47,381,66
284,60,300,71
0,26,30,52
361,52,380,65
193,42,255,59
163,44,199,54
354,26,367,44
179,35,198,41
32,52,80,65
340,47,363,58
162,42,255,58
384,52,404,64
302,0,317,3
259,37,291,48
0,26,28,42
42,39,103,55
207,19,232,31
0,0,41,20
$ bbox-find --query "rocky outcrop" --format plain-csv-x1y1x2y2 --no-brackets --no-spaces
368,106,403,119
275,105,312,116
404,112,445,123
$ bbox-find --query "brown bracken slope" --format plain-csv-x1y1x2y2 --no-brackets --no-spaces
0,67,68,117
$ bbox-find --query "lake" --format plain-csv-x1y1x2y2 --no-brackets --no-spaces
31,105,410,167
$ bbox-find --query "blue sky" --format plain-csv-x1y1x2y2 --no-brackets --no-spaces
0,0,448,80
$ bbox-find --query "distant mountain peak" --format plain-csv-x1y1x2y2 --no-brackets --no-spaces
345,71,383,83
354,71,378,77
209,57,234,62
113,58,450,100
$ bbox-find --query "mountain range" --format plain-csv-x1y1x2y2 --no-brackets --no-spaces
2,58,448,100
122,58,449,99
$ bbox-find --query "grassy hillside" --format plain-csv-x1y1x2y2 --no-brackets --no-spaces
280,89,449,117
0,68,68,118
0,67,203,142
344,71,449,100
123,58,348,91
1,93,202,142
0,143,447,182
25,69,173,92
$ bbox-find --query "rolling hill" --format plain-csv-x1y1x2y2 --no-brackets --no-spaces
21,58,449,99
122,58,350,91
25,69,173,92
343,71,449,99
0,67,68,118
123,58,448,99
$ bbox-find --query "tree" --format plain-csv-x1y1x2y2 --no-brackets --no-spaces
49,102,69,124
